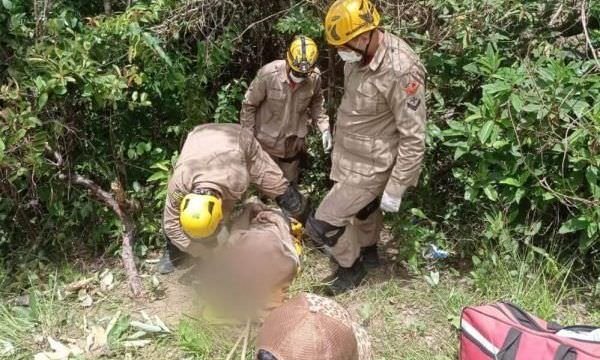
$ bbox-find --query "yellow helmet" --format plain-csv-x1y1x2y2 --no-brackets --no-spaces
179,192,223,240
286,35,318,73
324,0,381,46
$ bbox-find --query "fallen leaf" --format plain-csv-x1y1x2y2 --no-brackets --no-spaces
48,337,70,354
79,294,93,308
100,271,115,292
86,325,108,355
0,340,15,356
34,337,83,360
64,277,95,293
121,340,151,348
140,311,152,323
153,315,171,333
151,275,160,288
130,320,163,333
126,331,147,340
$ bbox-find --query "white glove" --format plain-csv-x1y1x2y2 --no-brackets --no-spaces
380,191,402,213
322,130,333,153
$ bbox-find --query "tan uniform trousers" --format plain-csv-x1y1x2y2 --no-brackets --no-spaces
271,156,300,184
314,183,384,268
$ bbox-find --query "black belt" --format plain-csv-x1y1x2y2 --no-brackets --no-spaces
277,153,302,163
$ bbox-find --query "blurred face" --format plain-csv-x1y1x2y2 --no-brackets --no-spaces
288,68,308,83
338,32,370,52
336,32,371,62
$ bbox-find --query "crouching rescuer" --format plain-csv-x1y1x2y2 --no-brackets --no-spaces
158,123,307,274
305,0,427,294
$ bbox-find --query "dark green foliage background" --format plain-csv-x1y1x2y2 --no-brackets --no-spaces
1,0,599,289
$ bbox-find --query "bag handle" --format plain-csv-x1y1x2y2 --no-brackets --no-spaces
497,328,521,360
501,302,545,331
554,345,577,360
560,325,600,332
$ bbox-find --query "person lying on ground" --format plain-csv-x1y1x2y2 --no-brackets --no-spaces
197,200,302,320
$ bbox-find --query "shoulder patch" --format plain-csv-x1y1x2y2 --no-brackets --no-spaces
407,97,421,111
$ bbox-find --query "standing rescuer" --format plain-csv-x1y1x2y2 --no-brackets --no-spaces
240,35,332,184
306,0,427,293
158,123,306,274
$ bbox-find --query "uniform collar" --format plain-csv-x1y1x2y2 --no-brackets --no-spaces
368,31,388,72
194,181,224,198
278,61,290,84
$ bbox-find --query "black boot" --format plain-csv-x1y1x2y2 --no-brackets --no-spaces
157,240,187,274
321,259,367,295
361,245,381,269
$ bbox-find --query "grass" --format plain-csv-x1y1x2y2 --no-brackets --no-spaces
0,242,598,359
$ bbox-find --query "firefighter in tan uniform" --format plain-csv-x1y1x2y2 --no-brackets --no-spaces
158,123,306,274
306,0,427,293
240,36,332,184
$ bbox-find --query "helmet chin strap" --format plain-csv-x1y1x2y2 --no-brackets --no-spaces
345,29,375,64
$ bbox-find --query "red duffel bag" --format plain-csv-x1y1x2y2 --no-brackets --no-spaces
460,302,600,359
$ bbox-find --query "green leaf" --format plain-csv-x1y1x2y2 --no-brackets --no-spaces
108,315,130,346
127,148,137,159
142,32,172,66
499,178,520,187
483,186,498,201
2,0,13,10
510,94,523,112
147,172,166,182
558,217,589,234
522,103,541,113
410,208,427,219
478,120,495,144
524,222,542,236
454,146,468,160
0,137,5,161
132,181,141,192
483,82,511,95
514,188,526,204
38,93,48,110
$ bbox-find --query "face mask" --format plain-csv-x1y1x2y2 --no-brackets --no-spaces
337,49,362,63
289,72,306,83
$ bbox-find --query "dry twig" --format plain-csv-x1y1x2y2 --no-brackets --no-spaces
581,0,600,68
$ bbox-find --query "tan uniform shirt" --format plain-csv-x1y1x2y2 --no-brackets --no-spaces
240,60,330,159
162,123,288,256
331,32,427,198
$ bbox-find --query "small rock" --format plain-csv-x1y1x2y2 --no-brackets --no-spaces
14,295,30,307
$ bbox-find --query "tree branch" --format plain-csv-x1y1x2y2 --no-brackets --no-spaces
46,145,144,297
